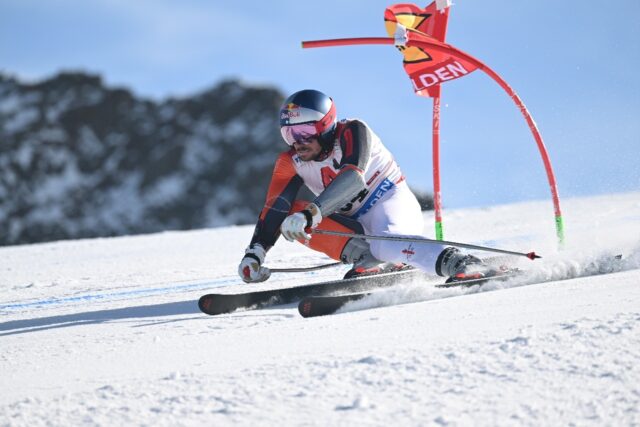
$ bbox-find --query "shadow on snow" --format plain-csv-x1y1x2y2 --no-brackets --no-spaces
0,300,201,336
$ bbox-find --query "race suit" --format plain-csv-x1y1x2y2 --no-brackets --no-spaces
249,119,444,273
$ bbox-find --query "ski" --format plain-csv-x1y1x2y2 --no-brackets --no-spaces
433,270,521,288
298,270,522,318
298,293,368,318
198,267,429,316
297,253,626,318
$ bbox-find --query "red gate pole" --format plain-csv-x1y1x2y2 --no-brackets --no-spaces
432,91,444,240
302,37,565,247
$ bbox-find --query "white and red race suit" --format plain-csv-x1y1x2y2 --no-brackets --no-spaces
250,119,444,273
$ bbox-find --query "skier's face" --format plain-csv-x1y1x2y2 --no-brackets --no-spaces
293,138,322,161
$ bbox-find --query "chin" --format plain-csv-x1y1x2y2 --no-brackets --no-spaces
294,144,321,161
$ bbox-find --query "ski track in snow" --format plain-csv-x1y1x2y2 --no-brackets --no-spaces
1,192,640,426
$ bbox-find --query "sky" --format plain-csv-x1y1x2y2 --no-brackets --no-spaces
1,0,639,215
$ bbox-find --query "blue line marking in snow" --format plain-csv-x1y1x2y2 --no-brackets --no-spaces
1,265,344,313
0,277,238,311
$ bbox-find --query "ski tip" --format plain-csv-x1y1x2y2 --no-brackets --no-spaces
526,252,541,260
198,294,232,316
198,298,206,313
298,298,314,318
198,295,212,314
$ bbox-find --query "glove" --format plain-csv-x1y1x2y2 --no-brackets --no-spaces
238,244,271,283
281,203,322,242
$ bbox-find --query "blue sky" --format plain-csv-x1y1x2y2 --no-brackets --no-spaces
2,0,639,213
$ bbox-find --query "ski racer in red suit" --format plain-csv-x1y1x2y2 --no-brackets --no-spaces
239,89,495,283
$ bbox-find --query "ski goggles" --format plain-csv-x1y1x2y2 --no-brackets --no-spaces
280,123,319,146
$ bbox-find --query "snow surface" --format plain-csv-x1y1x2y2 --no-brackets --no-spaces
1,192,640,426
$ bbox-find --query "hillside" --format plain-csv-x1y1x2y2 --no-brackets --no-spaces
1,192,639,425
0,72,284,245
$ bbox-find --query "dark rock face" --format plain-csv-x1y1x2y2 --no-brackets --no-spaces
0,72,285,245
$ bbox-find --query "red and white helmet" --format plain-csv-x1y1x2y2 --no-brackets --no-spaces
279,89,337,151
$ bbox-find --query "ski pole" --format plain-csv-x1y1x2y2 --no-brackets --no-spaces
270,261,342,273
312,229,541,260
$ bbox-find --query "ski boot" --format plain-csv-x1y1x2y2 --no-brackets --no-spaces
435,247,506,283
341,238,409,279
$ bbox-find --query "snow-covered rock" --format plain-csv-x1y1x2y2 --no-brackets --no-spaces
0,72,285,245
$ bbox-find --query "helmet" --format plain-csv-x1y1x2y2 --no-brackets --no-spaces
279,89,337,152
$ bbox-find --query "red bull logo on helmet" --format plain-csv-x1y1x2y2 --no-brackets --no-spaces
281,103,301,121
281,110,300,120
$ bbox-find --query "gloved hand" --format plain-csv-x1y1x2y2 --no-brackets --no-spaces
238,244,271,283
281,203,322,242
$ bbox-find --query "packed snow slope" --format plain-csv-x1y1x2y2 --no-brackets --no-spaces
1,191,640,426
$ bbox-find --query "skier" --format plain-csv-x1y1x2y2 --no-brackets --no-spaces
238,89,497,283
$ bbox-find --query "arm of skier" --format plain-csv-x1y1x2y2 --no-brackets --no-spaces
239,152,302,282
280,120,373,241
312,120,372,216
